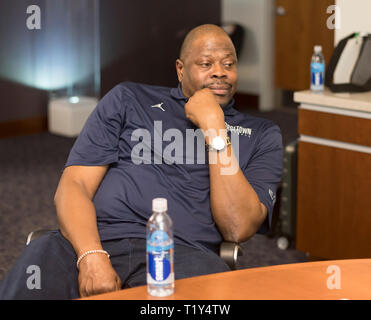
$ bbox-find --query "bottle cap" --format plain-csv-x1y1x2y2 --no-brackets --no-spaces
152,198,167,212
314,45,322,53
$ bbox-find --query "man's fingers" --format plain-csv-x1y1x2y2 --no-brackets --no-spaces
79,278,91,298
80,277,122,297
116,276,123,289
92,280,120,295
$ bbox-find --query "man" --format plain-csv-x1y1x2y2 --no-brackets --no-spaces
0,24,282,299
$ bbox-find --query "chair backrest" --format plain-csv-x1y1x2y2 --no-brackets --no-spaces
221,23,245,59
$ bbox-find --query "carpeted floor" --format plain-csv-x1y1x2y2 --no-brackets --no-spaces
0,107,307,282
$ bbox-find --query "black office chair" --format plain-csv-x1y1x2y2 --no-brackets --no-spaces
26,229,51,247
26,229,243,270
219,241,243,270
221,22,245,59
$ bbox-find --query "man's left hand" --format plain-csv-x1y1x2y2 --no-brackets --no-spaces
184,88,225,132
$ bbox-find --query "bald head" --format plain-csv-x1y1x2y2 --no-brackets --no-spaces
179,24,236,63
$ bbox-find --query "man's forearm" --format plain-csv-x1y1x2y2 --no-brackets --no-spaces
55,179,103,257
183,88,266,242
54,166,122,297
208,144,266,243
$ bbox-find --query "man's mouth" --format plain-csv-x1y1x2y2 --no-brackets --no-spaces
206,84,232,96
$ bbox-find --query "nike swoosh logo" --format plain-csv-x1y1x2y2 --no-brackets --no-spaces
151,102,165,111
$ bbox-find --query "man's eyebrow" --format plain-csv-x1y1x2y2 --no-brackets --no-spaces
223,52,236,58
198,52,236,59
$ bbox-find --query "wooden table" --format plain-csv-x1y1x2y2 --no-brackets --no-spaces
83,259,371,300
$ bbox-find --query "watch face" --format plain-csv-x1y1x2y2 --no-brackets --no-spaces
212,136,226,151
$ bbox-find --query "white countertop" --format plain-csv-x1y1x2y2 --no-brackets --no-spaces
294,89,371,113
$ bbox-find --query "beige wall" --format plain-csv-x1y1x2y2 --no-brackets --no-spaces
222,0,275,111
335,0,371,44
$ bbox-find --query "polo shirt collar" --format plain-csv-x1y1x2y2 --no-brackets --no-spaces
170,83,236,116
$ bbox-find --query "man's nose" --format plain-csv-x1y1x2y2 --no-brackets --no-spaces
211,63,227,78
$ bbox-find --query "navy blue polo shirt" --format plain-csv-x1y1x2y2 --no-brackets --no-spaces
65,82,283,253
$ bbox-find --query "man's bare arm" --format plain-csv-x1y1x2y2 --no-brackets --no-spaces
54,165,122,297
185,88,267,243
208,143,267,243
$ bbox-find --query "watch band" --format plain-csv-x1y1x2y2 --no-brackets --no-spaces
206,135,231,152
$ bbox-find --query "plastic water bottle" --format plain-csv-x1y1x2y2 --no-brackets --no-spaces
146,198,174,297
310,45,325,92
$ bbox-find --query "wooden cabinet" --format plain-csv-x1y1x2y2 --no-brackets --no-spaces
294,90,371,259
275,0,334,91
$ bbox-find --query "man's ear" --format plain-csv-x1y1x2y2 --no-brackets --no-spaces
175,59,184,82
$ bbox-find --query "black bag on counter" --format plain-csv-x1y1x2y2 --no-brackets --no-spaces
325,32,371,93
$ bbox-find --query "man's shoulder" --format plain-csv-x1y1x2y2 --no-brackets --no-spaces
112,81,172,99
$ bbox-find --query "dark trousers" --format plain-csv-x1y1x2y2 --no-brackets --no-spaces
0,230,229,299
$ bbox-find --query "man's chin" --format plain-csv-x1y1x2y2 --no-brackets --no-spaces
214,95,232,107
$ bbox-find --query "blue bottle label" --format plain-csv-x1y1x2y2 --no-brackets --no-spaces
147,230,173,282
147,230,173,251
311,62,324,86
148,251,171,281
311,62,325,73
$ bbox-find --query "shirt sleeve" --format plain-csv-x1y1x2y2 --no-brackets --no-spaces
65,84,126,167
242,123,283,234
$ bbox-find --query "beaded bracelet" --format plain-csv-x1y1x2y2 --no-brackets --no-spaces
76,249,110,269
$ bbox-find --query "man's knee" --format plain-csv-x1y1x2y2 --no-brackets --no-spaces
0,230,79,299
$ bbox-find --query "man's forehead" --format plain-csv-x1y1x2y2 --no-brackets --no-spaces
198,52,235,59
192,45,236,61
191,35,235,53
193,34,232,47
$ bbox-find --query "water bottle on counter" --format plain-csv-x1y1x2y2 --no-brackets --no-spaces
310,45,325,93
146,198,174,297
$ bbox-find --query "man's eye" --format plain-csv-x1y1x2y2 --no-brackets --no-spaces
200,63,211,68
224,62,234,68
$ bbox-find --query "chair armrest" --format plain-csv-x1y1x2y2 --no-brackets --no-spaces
26,229,51,245
219,242,243,270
